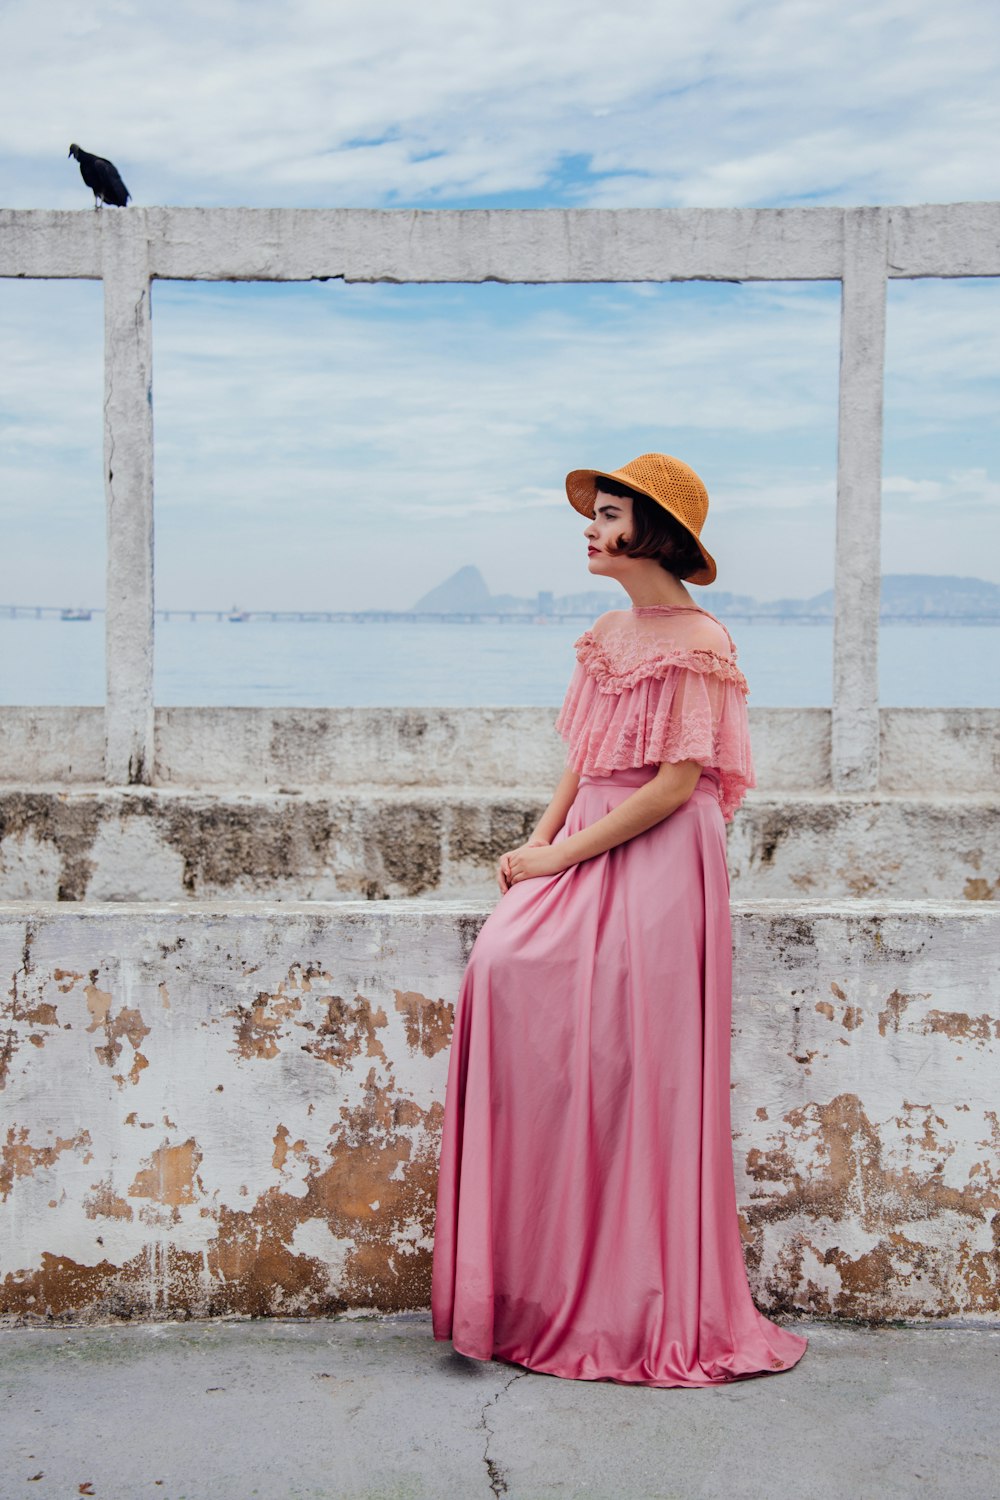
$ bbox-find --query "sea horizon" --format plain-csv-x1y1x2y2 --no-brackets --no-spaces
2,615,997,710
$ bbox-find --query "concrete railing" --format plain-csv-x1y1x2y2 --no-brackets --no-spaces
3,202,1000,788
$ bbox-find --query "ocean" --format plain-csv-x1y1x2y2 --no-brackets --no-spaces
1,616,997,709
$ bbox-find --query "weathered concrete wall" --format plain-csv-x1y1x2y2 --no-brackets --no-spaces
0,708,105,783
0,787,997,904
2,901,997,1323
1,705,997,792
3,199,998,1329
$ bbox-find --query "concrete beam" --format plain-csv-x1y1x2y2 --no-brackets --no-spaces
887,202,1000,278
1,206,847,283
0,209,103,278
2,203,998,286
101,214,154,786
832,208,888,792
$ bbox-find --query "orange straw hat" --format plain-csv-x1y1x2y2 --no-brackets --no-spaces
565,452,717,585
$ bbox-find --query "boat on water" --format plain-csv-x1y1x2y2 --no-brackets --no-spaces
60,606,92,621
227,605,250,622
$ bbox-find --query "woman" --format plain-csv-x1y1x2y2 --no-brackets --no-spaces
431,452,808,1387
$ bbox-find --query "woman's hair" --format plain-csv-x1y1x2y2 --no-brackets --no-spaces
596,477,705,580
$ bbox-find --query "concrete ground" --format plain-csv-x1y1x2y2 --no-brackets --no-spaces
1,1315,998,1500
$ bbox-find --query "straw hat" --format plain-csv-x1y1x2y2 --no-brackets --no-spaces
565,452,717,585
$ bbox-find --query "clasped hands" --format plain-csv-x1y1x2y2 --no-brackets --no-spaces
497,837,566,894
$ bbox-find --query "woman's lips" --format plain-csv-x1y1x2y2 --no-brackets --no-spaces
587,547,599,555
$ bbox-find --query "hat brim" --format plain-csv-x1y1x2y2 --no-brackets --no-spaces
565,468,718,586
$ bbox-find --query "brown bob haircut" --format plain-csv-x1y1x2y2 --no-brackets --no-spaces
595,477,706,581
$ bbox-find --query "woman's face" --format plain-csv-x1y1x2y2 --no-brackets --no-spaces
584,489,634,576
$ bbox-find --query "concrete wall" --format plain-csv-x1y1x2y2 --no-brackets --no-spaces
2,707,996,905
2,705,998,793
0,786,997,905
2,202,998,1326
2,901,997,1323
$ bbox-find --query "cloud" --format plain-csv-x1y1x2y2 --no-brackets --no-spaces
1,0,998,611
2,268,998,608
2,0,998,209
883,469,1000,513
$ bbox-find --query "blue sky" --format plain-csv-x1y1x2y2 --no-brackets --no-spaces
1,0,998,610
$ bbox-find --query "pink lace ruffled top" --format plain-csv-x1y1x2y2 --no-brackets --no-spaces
554,603,757,822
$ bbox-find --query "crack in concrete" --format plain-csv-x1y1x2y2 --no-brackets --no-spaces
479,1369,527,1497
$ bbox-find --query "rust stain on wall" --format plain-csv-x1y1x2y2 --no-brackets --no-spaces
129,1138,205,1207
95,1009,150,1071
1,1126,92,1202
1,1252,121,1319
304,994,388,1068
224,967,389,1067
1,1040,446,1321
84,1178,134,1221
272,1123,309,1172
963,876,998,901
227,989,302,1061
394,989,454,1057
83,980,112,1031
922,1010,1000,1044
77,971,151,1076
198,1057,444,1315
877,988,930,1036
24,1000,58,1027
814,986,863,1032
742,1092,1000,1319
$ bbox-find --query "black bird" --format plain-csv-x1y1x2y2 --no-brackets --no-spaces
68,144,131,208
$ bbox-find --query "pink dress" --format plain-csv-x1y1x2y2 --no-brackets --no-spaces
431,602,808,1387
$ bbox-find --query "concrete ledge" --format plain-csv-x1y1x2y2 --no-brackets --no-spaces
1,785,996,902
1,899,998,1323
3,705,997,793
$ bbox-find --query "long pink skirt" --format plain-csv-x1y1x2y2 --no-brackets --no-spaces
431,764,808,1387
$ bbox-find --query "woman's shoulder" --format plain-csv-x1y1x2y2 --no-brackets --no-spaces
681,609,737,657
575,605,746,692
586,608,628,637
587,606,736,655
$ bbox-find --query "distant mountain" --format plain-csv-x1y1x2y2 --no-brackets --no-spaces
752,575,1000,618
410,570,1000,620
411,566,494,613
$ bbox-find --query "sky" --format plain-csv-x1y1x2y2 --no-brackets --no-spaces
1,0,998,611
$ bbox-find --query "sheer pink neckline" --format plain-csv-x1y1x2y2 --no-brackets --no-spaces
630,603,708,615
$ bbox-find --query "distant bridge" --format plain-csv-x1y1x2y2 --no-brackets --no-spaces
3,604,998,626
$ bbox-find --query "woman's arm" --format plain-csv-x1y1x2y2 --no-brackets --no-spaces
497,774,581,888
527,766,581,845
503,759,703,887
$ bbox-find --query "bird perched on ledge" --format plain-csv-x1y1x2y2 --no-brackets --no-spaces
68,144,131,208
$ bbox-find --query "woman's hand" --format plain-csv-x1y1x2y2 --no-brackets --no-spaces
497,838,565,893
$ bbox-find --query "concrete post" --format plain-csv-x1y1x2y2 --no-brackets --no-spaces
832,208,888,792
101,210,154,785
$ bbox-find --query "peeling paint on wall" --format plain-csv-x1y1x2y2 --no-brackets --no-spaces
1,903,998,1324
